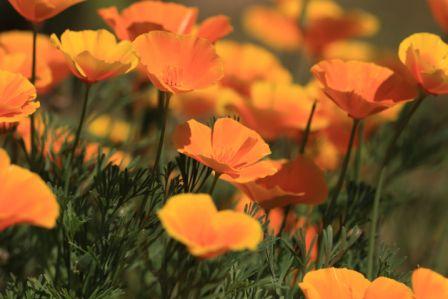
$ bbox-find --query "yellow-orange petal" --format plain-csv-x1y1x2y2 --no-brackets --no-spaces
364,277,414,299
428,0,448,33
197,15,233,43
412,268,448,299
7,0,85,23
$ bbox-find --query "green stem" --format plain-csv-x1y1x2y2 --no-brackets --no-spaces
366,94,426,279
353,121,364,182
278,205,292,236
152,91,171,174
209,173,221,196
326,118,360,215
30,26,38,160
70,83,91,161
300,100,317,155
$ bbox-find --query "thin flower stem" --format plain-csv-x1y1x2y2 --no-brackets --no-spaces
326,118,360,215
152,91,171,174
209,173,221,196
278,205,291,236
300,100,317,155
30,26,38,160
353,121,364,182
367,94,426,279
70,83,92,162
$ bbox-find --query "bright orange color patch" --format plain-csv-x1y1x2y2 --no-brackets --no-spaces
196,15,234,43
173,118,275,182
7,0,84,23
399,33,448,95
0,70,39,123
311,59,417,119
51,29,138,84
224,156,328,210
133,31,223,94
157,193,263,258
0,148,59,231
412,268,448,299
428,0,448,33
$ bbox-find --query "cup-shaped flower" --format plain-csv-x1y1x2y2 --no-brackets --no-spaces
173,118,275,181
98,1,198,40
7,0,84,23
157,193,263,258
223,156,328,210
0,148,59,231
51,29,138,84
412,268,448,299
0,70,39,123
427,0,448,33
133,31,223,93
399,33,448,95
311,59,417,119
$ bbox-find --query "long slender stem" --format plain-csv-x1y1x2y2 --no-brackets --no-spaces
300,100,317,155
326,118,360,215
70,83,91,161
209,173,221,196
30,26,38,159
366,94,426,279
152,91,171,173
353,121,364,182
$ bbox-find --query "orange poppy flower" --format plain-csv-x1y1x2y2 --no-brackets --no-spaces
322,41,377,61
157,193,263,258
0,148,59,231
7,0,84,23
399,33,448,95
0,70,39,123
224,156,328,210
88,115,131,144
363,277,414,299
311,59,417,119
412,268,448,299
51,29,138,84
196,15,234,43
0,31,69,94
428,0,448,33
173,118,276,181
133,31,223,94
98,1,198,41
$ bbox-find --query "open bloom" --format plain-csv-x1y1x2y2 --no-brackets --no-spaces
51,29,138,83
223,156,328,209
311,59,417,119
133,31,223,93
412,268,448,299
299,267,413,299
7,0,84,23
157,193,263,258
0,148,59,231
399,33,448,95
173,118,276,182
427,0,448,33
0,70,39,123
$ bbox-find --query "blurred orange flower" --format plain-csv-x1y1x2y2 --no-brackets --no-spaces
0,148,59,231
7,0,84,23
399,33,448,95
88,115,131,144
224,156,328,210
0,70,39,123
311,59,417,119
427,0,448,33
195,15,233,43
0,31,69,94
133,31,223,93
173,118,275,181
412,268,448,299
157,193,263,258
322,41,377,61
51,29,138,83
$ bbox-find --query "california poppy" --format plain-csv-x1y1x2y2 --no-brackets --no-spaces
0,148,59,231
51,29,138,84
157,193,263,258
133,31,223,93
363,277,414,299
0,70,39,123
412,268,448,299
427,0,448,33
223,156,328,209
196,15,234,43
7,0,84,23
88,115,131,144
173,118,275,182
311,59,417,119
399,33,448,95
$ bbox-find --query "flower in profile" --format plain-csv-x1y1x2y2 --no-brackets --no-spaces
311,59,417,119
173,118,275,181
157,193,263,258
223,156,328,209
7,0,84,23
412,268,448,299
0,148,59,231
133,31,223,93
427,0,448,33
51,29,138,84
399,33,448,95
0,70,39,123
0,31,69,94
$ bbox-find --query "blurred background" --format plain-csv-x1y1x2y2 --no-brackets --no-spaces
1,0,448,275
